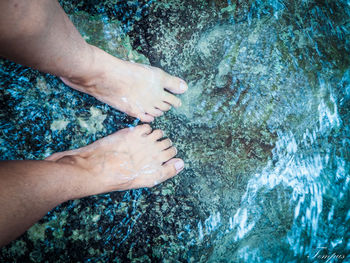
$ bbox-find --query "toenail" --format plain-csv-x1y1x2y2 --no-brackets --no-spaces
175,160,184,171
179,80,188,91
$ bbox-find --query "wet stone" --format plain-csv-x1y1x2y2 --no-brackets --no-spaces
1,0,350,262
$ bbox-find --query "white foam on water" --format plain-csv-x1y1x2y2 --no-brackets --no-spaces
204,211,221,233
232,208,256,241
198,221,204,241
194,78,345,260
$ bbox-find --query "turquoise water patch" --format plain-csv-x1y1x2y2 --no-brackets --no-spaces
1,0,349,262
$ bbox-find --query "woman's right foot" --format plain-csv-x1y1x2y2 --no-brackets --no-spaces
61,45,188,122
46,124,184,194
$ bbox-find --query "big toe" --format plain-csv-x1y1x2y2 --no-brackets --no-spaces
132,158,184,188
162,158,185,177
163,72,188,94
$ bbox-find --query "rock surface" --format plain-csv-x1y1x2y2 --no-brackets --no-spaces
1,0,349,262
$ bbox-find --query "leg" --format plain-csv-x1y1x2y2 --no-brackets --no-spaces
0,0,94,82
0,125,184,247
0,160,87,247
0,0,188,122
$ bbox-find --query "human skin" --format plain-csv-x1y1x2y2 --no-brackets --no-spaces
0,0,188,122
0,0,186,247
0,125,184,247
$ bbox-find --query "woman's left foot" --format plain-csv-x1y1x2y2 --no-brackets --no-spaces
61,45,188,122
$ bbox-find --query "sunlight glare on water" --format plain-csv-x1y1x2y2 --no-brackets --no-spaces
0,0,349,262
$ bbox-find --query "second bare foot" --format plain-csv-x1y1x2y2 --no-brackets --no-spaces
61,45,188,122
46,124,184,195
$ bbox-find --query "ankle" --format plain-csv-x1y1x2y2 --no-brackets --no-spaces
54,155,97,199
61,44,104,88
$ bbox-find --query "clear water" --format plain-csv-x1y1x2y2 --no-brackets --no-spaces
166,1,350,261
0,0,349,262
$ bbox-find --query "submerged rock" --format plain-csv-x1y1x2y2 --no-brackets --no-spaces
1,0,349,262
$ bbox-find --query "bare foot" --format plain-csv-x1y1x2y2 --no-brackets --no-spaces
46,124,184,194
61,45,188,122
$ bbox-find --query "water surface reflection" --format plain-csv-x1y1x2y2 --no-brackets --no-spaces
0,0,349,262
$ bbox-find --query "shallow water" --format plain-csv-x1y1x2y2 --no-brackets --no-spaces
1,0,350,262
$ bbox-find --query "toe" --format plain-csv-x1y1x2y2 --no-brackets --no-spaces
147,108,164,117
163,73,188,94
156,102,172,112
161,146,177,162
164,92,182,108
139,113,154,123
162,158,185,176
157,138,172,150
133,158,184,188
135,124,152,135
149,129,164,141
